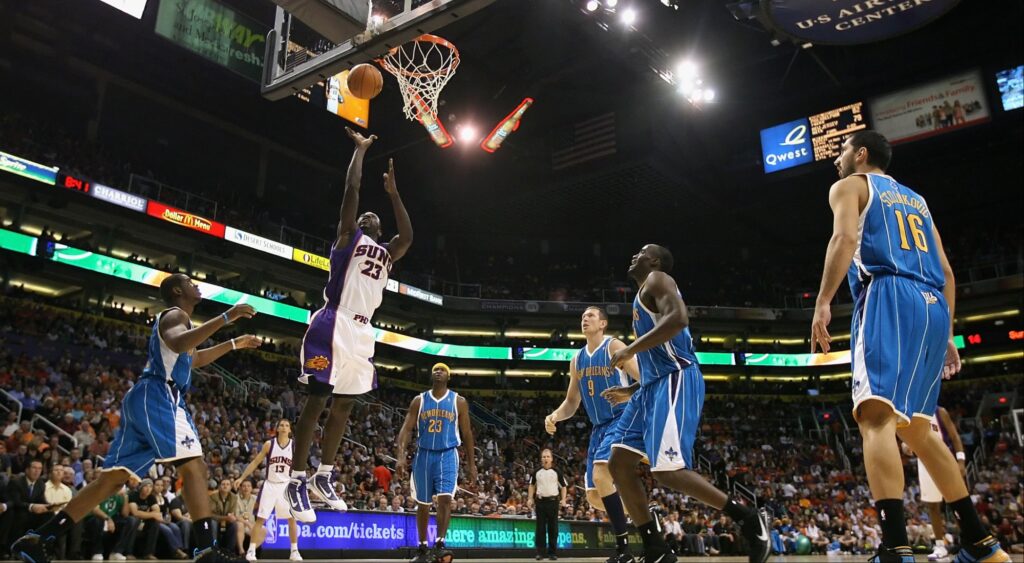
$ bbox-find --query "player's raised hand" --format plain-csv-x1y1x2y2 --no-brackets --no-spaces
232,335,262,350
232,478,243,491
544,414,558,435
345,126,377,150
942,338,961,380
601,385,635,406
227,303,256,322
383,158,397,195
811,302,832,354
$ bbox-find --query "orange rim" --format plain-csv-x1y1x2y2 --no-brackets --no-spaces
377,34,460,79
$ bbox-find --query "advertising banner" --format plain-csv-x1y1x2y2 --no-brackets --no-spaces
92,184,148,212
260,510,582,550
147,201,226,238
293,249,331,272
870,70,990,144
225,226,293,259
760,118,813,173
154,0,266,82
0,151,58,185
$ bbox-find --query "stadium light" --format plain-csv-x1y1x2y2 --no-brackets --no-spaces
676,60,698,81
585,0,600,11
621,7,637,25
457,125,478,143
703,88,716,102
605,0,618,8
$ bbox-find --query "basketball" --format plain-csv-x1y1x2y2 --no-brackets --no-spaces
347,63,383,99
795,535,812,555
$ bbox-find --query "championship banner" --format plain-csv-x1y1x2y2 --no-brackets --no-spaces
260,510,632,550
0,150,58,185
870,70,990,144
225,226,293,259
147,201,226,238
154,0,266,82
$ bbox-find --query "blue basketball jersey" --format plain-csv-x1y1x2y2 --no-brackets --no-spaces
141,308,194,391
574,337,629,426
632,287,698,385
417,390,461,451
848,173,945,300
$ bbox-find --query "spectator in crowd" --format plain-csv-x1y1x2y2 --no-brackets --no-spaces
210,479,241,554
234,480,256,555
43,465,76,559
83,487,136,561
128,478,163,559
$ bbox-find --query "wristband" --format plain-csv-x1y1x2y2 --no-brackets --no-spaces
221,312,230,325
230,338,237,351
955,451,966,461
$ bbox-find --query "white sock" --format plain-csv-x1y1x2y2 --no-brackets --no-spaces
935,539,945,547
290,543,298,551
247,545,256,555
316,464,332,475
291,470,305,479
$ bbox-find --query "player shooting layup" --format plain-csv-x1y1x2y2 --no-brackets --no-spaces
287,128,413,522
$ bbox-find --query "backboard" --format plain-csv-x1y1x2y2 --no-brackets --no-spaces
261,0,495,101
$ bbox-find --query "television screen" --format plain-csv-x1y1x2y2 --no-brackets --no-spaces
97,0,148,18
996,65,1023,111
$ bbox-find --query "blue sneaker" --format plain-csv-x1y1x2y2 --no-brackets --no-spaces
286,475,316,522
310,471,348,512
952,536,1010,563
11,532,55,563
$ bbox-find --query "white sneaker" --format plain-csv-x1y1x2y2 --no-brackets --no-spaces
110,553,127,561
310,472,348,512
928,543,949,561
286,477,317,522
289,550,303,561
245,551,257,562
92,555,104,561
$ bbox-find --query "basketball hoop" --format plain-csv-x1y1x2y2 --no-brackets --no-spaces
378,34,460,121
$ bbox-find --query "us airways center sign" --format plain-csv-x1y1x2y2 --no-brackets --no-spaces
762,0,961,46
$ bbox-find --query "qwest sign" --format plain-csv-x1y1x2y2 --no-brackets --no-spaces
760,118,813,173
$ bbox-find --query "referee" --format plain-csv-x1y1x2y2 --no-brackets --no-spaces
527,449,567,560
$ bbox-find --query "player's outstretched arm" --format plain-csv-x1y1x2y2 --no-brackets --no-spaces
545,359,582,434
931,224,961,378
394,395,421,479
457,396,477,485
234,441,271,489
194,334,262,368
610,272,687,369
811,176,862,354
383,158,413,262
336,127,377,248
160,304,255,355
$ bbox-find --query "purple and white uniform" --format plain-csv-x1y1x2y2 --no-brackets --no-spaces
299,228,392,394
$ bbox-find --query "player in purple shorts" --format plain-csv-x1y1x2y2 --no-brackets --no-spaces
286,128,414,522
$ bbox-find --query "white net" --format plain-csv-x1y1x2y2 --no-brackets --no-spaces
378,34,460,121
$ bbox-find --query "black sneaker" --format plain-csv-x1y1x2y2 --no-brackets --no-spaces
639,548,676,563
605,550,635,563
534,556,543,561
409,544,431,563
866,545,916,563
430,545,453,563
740,512,771,563
194,547,249,563
11,533,55,563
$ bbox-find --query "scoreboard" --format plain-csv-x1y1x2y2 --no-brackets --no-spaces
761,101,866,173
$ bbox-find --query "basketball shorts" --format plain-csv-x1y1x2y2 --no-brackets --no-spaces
103,377,202,479
410,447,459,505
299,305,378,395
606,386,647,462
916,458,942,503
850,275,950,426
585,418,619,489
255,480,291,520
